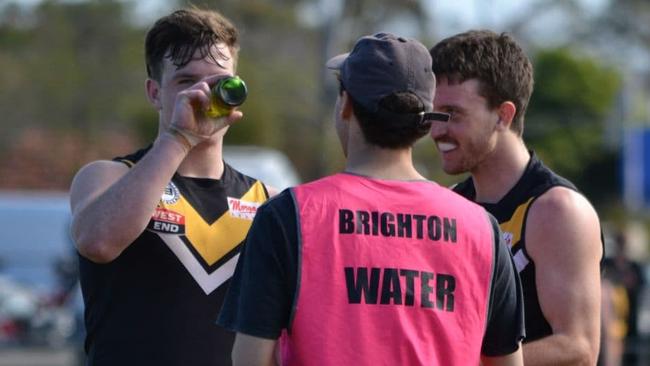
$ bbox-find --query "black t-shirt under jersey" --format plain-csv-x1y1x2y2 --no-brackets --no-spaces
218,189,525,357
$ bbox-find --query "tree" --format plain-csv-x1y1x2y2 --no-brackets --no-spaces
0,0,149,189
526,47,621,207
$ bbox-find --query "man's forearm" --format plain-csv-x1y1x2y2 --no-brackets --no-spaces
73,134,187,262
232,334,278,366
522,334,596,366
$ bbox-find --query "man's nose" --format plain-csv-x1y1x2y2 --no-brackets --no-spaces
430,122,447,139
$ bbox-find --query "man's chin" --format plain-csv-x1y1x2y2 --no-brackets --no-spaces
441,163,468,176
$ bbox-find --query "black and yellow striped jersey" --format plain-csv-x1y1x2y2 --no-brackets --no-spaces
453,151,588,342
78,145,269,366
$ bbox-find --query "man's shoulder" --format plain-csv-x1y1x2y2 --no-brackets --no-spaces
257,188,295,215
526,185,601,255
528,186,599,238
72,159,130,184
532,185,595,218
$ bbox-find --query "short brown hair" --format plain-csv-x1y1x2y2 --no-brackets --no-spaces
145,7,239,81
429,30,533,134
344,85,431,149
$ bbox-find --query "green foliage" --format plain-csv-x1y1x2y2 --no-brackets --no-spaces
0,0,327,182
1,0,625,200
222,2,321,149
526,48,622,207
530,48,620,121
0,0,146,141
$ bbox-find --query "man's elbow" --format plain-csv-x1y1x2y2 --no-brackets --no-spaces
74,231,121,264
577,350,597,366
574,336,599,366
72,217,128,263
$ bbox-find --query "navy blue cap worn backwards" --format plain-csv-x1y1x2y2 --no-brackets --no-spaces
326,32,435,114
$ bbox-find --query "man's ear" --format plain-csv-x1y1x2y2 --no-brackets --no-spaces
341,91,353,119
145,78,162,110
496,101,516,131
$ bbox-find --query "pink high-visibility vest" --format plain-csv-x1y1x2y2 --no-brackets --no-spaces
281,173,495,366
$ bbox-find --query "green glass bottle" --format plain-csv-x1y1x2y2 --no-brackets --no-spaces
205,76,248,118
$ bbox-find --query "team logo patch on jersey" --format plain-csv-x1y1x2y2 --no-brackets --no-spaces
502,231,514,246
227,197,260,220
148,207,186,234
161,182,180,205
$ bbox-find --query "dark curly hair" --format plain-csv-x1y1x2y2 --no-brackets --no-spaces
429,30,533,135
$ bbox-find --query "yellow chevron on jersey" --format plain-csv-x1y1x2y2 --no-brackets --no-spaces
113,146,270,296
498,197,534,248
159,180,267,265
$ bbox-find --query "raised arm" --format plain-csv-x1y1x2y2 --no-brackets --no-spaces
523,186,602,365
70,135,188,263
71,74,242,263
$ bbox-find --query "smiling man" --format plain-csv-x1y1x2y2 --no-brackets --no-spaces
429,30,603,365
69,8,274,366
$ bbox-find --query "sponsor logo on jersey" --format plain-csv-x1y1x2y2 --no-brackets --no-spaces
502,231,513,247
227,197,260,220
148,207,185,234
161,182,180,205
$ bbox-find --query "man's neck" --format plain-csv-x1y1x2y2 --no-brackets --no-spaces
345,144,425,181
471,138,530,204
176,141,225,179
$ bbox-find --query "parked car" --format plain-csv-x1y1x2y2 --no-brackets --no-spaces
0,191,80,349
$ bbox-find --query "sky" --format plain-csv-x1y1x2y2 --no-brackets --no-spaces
430,0,607,29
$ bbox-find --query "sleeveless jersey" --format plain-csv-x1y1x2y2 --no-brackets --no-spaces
453,152,593,342
78,146,269,366
282,173,496,365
